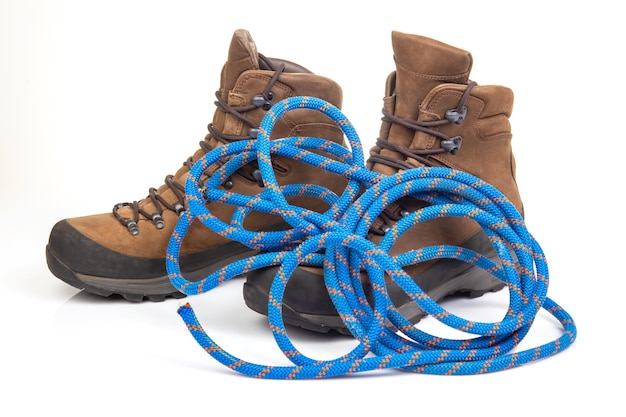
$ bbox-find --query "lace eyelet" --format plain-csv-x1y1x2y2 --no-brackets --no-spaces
173,202,185,216
445,106,467,124
248,128,260,139
151,213,165,230
441,136,463,155
252,169,264,187
222,179,234,190
126,220,140,236
252,92,274,111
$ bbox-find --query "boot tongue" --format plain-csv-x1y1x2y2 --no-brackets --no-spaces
391,31,473,110
208,29,261,145
219,29,260,99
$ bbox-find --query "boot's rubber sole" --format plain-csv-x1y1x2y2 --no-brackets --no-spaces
243,264,505,335
243,232,507,335
46,220,291,302
46,244,257,302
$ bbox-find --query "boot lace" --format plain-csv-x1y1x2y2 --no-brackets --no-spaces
113,55,286,235
367,81,476,235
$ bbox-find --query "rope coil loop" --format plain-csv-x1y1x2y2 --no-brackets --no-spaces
166,96,576,379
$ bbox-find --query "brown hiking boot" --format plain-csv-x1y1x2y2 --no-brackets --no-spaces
46,29,347,301
243,31,524,334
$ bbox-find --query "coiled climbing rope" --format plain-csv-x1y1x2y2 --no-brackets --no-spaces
166,96,576,379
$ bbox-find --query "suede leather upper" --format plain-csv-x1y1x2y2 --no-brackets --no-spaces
243,32,525,325
48,29,347,278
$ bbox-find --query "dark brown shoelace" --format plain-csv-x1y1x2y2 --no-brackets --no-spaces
113,54,286,235
367,81,476,235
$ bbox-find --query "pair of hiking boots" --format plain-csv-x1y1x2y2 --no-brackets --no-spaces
46,29,524,335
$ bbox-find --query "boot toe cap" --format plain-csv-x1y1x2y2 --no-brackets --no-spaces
46,219,166,282
244,265,349,333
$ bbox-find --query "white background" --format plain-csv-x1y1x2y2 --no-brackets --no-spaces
1,0,623,415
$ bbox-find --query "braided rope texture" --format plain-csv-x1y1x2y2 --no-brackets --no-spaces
166,96,577,379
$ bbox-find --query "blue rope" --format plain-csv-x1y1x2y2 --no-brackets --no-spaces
166,96,577,379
